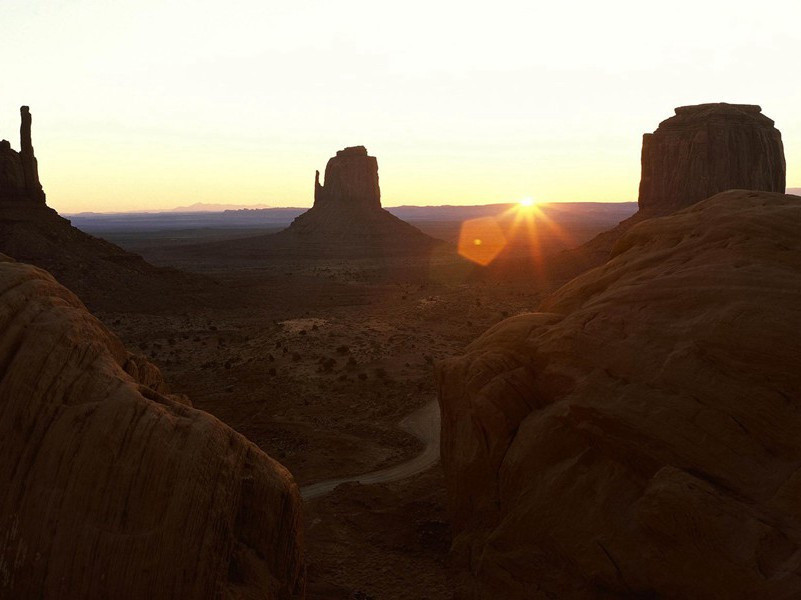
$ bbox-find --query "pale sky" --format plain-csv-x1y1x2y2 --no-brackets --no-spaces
3,0,800,213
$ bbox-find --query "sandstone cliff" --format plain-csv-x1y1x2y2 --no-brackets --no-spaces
437,190,801,598
639,103,785,213
565,103,786,268
0,255,305,599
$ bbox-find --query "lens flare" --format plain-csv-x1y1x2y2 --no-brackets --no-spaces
457,217,507,266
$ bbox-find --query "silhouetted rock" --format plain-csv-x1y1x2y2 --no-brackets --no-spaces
313,145,380,211
0,255,305,599
564,102,786,268
286,145,433,248
437,190,801,598
0,106,46,205
0,106,229,312
184,146,439,260
639,103,785,213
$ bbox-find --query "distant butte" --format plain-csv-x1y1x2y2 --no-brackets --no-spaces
568,102,787,267
639,103,786,213
185,145,440,260
282,145,437,253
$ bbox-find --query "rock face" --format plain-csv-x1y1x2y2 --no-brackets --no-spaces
639,103,785,213
437,191,801,598
313,146,380,211
0,255,305,599
0,106,46,205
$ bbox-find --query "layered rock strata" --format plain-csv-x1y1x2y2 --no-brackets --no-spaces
0,255,305,599
638,103,785,213
437,191,801,598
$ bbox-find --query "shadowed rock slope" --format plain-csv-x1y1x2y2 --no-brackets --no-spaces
0,255,305,599
437,190,801,599
1,106,230,312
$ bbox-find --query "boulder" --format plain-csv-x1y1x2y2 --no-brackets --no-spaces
0,255,305,599
639,103,785,213
437,190,801,598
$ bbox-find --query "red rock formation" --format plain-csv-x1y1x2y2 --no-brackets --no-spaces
289,145,428,245
313,145,380,211
639,103,785,213
565,103,786,269
0,106,46,205
437,191,801,598
200,146,438,259
0,255,305,599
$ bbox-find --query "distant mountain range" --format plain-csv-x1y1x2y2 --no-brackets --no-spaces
66,202,639,233
788,187,801,196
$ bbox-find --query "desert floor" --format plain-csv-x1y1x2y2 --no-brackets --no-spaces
93,216,616,599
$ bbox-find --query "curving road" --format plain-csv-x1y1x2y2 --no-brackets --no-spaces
300,399,440,500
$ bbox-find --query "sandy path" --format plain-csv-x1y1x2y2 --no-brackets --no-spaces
300,399,440,500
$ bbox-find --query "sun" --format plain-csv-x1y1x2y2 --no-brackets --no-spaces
518,197,535,207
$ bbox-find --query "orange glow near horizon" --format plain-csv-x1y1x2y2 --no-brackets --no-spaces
457,217,507,266
457,198,578,270
5,1,800,214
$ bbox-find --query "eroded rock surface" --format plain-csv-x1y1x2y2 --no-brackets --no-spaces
437,191,801,598
0,255,305,599
0,106,45,205
639,103,785,213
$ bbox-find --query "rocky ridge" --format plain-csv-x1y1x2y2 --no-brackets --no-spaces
0,254,305,599
437,190,801,598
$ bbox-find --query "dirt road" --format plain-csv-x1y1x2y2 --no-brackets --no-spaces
300,399,440,500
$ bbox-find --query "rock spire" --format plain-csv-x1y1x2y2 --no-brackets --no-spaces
0,106,45,204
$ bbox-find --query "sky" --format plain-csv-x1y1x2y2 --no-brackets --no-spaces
3,0,800,213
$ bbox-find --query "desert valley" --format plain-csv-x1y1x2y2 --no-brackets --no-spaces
2,3,801,598
3,99,801,598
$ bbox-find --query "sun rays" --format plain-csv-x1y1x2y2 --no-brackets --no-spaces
456,197,575,271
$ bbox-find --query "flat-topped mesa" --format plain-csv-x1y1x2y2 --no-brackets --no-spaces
638,102,785,214
313,145,381,211
0,106,46,205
